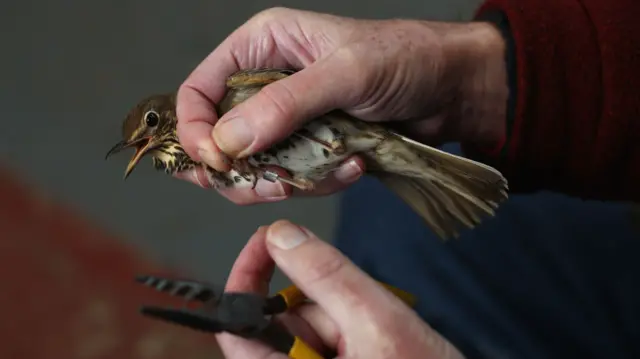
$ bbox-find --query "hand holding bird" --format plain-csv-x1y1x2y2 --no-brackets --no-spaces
106,8,511,239
107,68,508,240
173,8,509,205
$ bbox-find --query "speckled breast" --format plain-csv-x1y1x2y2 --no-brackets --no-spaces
247,120,353,181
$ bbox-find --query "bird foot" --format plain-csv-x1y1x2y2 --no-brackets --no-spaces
329,133,347,154
290,177,316,191
262,171,315,191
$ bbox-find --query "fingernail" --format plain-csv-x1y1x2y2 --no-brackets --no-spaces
255,179,286,198
334,159,363,183
268,222,309,250
197,143,219,167
214,117,254,157
191,169,206,188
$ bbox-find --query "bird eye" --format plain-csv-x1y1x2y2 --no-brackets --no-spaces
144,111,159,127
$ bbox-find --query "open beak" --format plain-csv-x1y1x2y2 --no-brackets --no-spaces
105,137,153,179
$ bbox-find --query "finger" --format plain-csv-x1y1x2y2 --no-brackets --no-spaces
223,228,338,354
264,221,465,358
224,227,330,354
174,29,253,171
217,181,290,205
219,156,364,201
175,16,294,172
217,165,292,204
172,166,292,204
292,157,365,197
217,227,337,358
263,220,416,334
176,79,232,172
216,226,283,359
172,156,364,204
224,225,275,293
271,308,330,355
292,304,341,349
212,52,362,159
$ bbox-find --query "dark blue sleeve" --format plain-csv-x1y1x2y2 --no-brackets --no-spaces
332,143,640,359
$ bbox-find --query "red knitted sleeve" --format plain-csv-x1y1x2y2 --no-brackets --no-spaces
462,0,640,202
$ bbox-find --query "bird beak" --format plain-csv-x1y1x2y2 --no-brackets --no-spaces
105,137,153,179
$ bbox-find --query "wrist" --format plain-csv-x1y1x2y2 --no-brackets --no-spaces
442,21,509,148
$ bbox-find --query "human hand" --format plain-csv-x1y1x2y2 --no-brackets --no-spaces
216,220,465,359
176,7,508,204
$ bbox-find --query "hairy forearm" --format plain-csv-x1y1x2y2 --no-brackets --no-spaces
445,21,509,149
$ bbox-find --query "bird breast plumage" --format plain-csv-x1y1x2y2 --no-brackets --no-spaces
245,116,380,182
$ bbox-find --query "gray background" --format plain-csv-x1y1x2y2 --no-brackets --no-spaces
0,0,481,289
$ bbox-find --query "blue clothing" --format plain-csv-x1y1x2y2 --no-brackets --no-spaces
333,143,640,359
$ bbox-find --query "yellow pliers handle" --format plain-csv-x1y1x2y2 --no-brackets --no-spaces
266,281,416,359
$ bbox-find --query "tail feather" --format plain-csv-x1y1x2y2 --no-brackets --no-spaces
376,173,498,239
421,177,481,229
377,174,459,239
393,133,508,188
372,133,509,240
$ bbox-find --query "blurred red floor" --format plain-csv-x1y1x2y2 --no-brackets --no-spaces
0,167,223,359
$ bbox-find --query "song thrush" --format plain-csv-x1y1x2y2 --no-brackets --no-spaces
106,68,509,239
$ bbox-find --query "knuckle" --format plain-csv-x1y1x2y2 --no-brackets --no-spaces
332,46,358,64
371,334,404,358
253,81,298,132
328,47,370,95
355,315,407,358
302,249,346,287
249,7,292,27
359,304,441,358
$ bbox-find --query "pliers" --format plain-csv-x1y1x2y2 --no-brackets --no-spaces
135,274,417,359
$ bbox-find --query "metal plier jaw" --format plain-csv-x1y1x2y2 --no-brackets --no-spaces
135,275,417,359
135,275,325,358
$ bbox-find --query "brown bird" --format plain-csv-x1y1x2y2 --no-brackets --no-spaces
106,68,509,239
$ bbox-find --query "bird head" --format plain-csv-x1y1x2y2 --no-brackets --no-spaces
106,93,193,179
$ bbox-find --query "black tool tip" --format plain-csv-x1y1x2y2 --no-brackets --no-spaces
139,306,161,316
138,306,221,333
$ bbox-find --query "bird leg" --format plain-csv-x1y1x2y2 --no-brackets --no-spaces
231,158,316,191
293,131,346,155
282,176,316,191
261,170,316,191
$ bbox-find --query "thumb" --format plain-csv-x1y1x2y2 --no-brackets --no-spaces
264,220,412,333
264,220,466,359
212,53,362,158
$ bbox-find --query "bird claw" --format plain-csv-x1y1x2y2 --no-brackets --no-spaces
292,177,315,191
329,134,347,155
294,131,346,156
263,172,315,191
